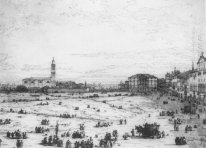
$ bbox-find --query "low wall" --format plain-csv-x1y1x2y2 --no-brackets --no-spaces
48,88,88,93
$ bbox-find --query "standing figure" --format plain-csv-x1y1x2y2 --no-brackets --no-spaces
65,140,71,148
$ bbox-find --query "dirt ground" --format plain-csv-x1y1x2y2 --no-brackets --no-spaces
0,92,205,148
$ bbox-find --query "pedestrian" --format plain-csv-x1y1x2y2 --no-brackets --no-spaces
65,140,71,148
131,129,135,136
20,140,23,148
0,138,2,147
16,140,20,148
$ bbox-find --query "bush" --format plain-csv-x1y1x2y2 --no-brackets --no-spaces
15,85,28,93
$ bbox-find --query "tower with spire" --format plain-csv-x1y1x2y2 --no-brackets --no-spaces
51,57,56,81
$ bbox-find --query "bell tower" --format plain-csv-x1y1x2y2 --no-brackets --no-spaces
51,57,56,81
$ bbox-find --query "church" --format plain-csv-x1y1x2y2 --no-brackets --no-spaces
22,58,56,88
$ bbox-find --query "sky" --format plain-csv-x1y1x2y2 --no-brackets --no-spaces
0,0,205,84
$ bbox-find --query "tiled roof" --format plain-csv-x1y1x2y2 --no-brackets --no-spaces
128,74,157,79
197,54,206,64
22,77,51,81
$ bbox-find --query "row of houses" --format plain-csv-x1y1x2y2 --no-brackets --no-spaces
168,52,206,99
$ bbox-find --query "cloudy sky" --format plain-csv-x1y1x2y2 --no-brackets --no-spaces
0,0,205,84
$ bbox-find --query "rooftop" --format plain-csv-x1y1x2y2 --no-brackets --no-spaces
128,74,157,79
22,77,51,81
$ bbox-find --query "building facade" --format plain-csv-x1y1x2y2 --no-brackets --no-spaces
128,74,157,93
188,52,206,97
22,58,56,88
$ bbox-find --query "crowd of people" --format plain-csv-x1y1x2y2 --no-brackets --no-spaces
35,127,49,133
74,138,94,148
99,131,118,148
41,119,49,125
72,131,85,139
7,130,27,139
41,135,63,147
59,114,76,118
175,137,186,145
134,122,165,138
0,118,11,125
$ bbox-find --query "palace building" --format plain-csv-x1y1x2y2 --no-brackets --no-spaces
188,52,206,97
22,58,56,88
128,74,157,93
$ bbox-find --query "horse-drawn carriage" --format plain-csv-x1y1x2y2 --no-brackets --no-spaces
135,123,162,138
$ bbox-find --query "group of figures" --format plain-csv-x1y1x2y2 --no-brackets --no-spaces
60,114,76,118
73,138,94,148
80,124,85,130
72,131,85,139
9,108,15,113
134,123,165,138
7,130,27,139
41,119,49,125
18,109,27,114
175,137,186,145
41,135,63,147
61,131,70,137
0,118,11,125
159,111,175,117
174,118,182,131
16,139,23,148
185,125,192,132
99,130,118,148
37,102,49,106
95,122,112,128
35,127,49,133
119,119,127,125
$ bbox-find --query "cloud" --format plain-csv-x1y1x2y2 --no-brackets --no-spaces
84,64,118,74
0,53,15,71
21,64,49,71
70,52,137,59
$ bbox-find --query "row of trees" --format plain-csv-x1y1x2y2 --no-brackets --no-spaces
1,85,29,93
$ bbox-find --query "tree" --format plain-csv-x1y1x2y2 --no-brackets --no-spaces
157,78,168,93
41,86,49,94
15,85,28,93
